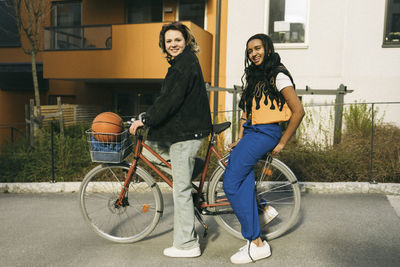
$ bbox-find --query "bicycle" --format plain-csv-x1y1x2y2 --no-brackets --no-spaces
79,115,301,243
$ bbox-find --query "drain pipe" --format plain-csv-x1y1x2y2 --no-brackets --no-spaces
213,0,221,123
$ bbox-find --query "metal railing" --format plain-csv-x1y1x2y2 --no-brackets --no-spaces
303,101,400,183
205,100,400,184
43,25,112,50
2,99,399,184
0,123,26,143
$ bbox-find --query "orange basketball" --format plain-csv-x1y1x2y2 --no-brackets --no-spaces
91,112,124,142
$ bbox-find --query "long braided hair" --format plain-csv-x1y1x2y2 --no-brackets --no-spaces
239,34,294,118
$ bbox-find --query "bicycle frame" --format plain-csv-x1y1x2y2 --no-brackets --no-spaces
115,131,229,209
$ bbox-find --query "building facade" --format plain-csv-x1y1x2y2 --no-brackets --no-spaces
224,0,400,126
1,0,399,144
0,0,228,144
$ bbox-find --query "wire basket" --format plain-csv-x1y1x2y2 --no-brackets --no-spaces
86,130,133,163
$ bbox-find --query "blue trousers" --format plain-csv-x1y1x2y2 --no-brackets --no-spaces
223,121,282,241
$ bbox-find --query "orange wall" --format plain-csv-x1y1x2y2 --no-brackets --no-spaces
0,90,47,143
207,0,228,119
83,0,125,25
0,91,32,125
43,22,213,82
0,48,40,63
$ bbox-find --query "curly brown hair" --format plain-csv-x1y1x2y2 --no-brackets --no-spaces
159,22,200,55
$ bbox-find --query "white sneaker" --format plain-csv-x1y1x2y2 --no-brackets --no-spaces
230,240,271,264
260,205,279,225
163,246,201,258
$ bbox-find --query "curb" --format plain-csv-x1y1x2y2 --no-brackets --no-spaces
0,182,399,195
299,182,400,195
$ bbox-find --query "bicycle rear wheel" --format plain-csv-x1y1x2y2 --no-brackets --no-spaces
208,156,301,240
79,163,163,243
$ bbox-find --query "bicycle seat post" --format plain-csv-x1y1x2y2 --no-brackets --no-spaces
210,132,217,145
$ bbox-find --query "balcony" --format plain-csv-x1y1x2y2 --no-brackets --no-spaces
43,25,112,50
42,22,213,82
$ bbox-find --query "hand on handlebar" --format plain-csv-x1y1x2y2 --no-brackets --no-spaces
128,112,146,135
129,120,144,135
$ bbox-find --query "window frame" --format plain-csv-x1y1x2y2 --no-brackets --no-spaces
382,0,400,48
125,0,163,24
51,0,82,27
264,0,310,50
177,0,207,29
0,0,21,47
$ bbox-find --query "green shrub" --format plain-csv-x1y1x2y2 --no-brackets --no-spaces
279,103,399,183
1,106,399,184
0,123,95,182
343,102,383,137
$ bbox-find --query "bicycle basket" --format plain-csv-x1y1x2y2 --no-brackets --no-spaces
86,130,133,163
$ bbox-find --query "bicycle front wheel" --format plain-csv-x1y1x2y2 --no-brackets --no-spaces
208,157,301,240
79,163,163,243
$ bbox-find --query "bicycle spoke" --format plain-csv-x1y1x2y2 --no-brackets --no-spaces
84,192,113,201
257,182,293,193
79,165,162,243
210,158,300,241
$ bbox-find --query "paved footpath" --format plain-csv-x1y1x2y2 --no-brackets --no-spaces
0,192,399,267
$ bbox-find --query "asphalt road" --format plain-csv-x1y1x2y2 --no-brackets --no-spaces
1,192,399,267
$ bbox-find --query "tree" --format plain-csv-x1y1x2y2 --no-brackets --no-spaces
3,0,51,127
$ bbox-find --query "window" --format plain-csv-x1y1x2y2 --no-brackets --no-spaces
126,0,162,24
52,1,81,27
115,90,158,117
51,1,82,49
0,0,21,47
384,0,400,46
179,0,206,28
268,0,308,44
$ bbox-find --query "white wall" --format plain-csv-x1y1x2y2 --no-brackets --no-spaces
342,0,400,101
226,0,266,89
225,0,400,127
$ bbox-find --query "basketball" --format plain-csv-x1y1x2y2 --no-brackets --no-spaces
91,112,124,142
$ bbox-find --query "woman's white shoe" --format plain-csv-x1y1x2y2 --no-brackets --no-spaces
230,241,271,264
163,246,201,258
260,205,279,225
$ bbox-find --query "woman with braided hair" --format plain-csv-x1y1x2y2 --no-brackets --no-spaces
223,33,304,264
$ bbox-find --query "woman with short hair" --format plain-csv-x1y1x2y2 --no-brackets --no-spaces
130,22,212,258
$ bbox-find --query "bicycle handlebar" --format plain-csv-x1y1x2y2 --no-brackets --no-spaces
126,112,146,126
126,112,147,136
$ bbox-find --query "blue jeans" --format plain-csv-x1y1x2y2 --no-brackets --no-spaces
223,122,282,241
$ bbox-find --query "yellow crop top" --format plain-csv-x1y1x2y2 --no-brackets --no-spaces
244,80,292,125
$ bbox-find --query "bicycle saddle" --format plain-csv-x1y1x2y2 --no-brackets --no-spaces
212,122,231,134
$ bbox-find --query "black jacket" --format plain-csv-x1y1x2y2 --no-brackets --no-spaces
143,47,212,143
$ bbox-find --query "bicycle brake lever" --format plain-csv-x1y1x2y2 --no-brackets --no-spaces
126,118,135,126
138,112,146,123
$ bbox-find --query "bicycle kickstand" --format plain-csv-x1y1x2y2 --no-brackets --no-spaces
194,207,208,238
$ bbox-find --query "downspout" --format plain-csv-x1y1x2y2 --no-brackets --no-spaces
213,0,221,123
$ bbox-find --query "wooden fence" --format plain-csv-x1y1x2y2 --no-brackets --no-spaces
27,97,105,144
40,104,74,126
38,104,104,126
